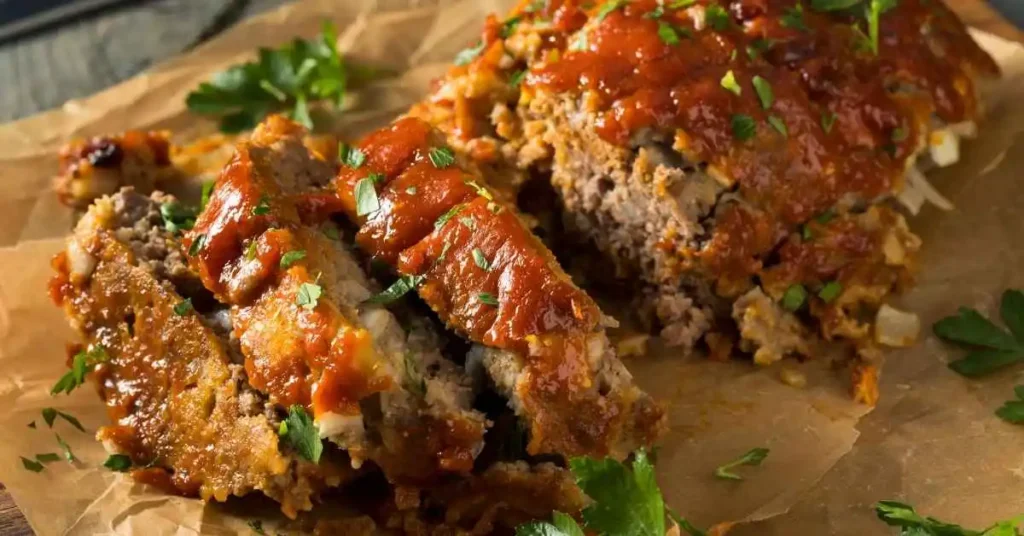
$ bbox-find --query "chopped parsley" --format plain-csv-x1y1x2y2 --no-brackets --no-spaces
472,249,491,271
821,111,838,133
56,433,77,462
996,385,1024,424
781,2,809,32
454,41,485,66
248,520,267,535
245,240,259,260
367,274,425,304
435,204,466,230
657,21,687,45
720,70,742,96
478,292,499,306
570,31,589,51
278,421,288,436
35,453,61,464
705,4,732,31
891,125,908,142
746,38,776,60
752,75,774,109
189,233,206,256
173,298,193,316
818,281,843,303
781,284,808,312
429,147,456,168
354,176,381,216
815,208,836,224
27,421,36,429
295,282,323,311
875,501,1024,536
459,216,477,230
644,5,665,19
596,0,628,21
934,289,1024,377
464,178,495,200
714,447,769,480
51,346,108,395
280,405,323,463
670,0,697,8
866,0,898,55
201,181,215,211
509,70,527,87
252,195,271,216
572,449,671,535
21,457,44,473
280,250,307,269
730,114,757,141
767,115,788,137
501,16,522,38
340,143,366,169
185,22,385,133
41,407,84,431
103,454,133,472
159,200,197,233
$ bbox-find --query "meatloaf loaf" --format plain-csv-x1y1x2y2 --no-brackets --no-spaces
410,0,999,402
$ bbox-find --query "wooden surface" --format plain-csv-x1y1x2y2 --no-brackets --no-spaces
0,0,1020,533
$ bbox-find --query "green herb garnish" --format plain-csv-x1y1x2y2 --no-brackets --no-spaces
767,115,788,137
367,274,424,305
996,385,1024,424
752,75,774,109
51,346,108,395
746,38,775,59
280,250,307,269
459,216,477,230
340,144,366,169
435,204,466,230
657,22,688,45
730,114,757,141
186,22,383,132
173,298,193,316
41,408,84,431
502,16,522,38
455,41,485,66
781,284,807,312
189,234,206,257
103,454,133,472
159,201,197,233
781,2,809,31
295,282,322,311
36,453,61,464
252,195,271,216
810,0,862,10
21,457,44,473
478,292,499,306
821,111,838,133
472,249,491,271
248,520,268,535
866,0,898,55
354,177,381,216
875,500,1024,535
818,281,843,303
56,434,77,462
720,70,742,96
705,4,732,31
934,289,1024,377
670,0,697,8
429,147,456,168
280,405,323,463
714,447,769,480
200,181,215,211
596,0,629,21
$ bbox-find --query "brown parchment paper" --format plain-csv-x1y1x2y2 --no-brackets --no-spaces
0,1,1021,534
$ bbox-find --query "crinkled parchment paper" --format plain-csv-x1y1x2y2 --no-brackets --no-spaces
0,1,1021,534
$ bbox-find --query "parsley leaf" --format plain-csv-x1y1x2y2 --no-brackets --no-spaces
472,248,491,271
720,70,742,96
21,457,44,473
354,176,381,216
103,454,133,472
818,281,843,303
51,346,108,395
730,114,757,141
367,274,424,305
516,512,585,536
996,385,1024,424
866,0,899,55
435,204,466,230
509,70,527,87
41,408,85,432
56,433,77,462
934,290,1024,377
571,449,665,536
35,453,61,464
280,405,323,463
248,520,268,535
752,75,774,109
714,447,769,480
705,4,732,31
781,2,809,32
657,22,690,45
173,298,193,316
455,41,485,66
746,38,775,59
295,283,322,311
875,501,1024,535
478,292,499,306
189,234,206,257
781,285,807,312
821,111,838,133
596,0,628,22
200,180,215,211
811,0,863,10
670,0,697,8
280,250,307,269
340,144,366,168
668,510,707,536
252,195,271,216
159,200,197,233
429,147,456,168
767,115,788,137
186,22,386,133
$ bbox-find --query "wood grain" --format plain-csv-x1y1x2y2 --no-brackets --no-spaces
0,0,1019,533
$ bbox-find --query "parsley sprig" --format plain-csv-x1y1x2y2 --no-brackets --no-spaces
996,385,1024,425
714,447,770,480
51,346,109,395
876,501,1024,535
279,405,323,463
517,450,705,536
186,22,388,133
934,289,1024,377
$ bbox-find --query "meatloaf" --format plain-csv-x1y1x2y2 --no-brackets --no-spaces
49,188,356,517
329,116,665,459
410,0,999,401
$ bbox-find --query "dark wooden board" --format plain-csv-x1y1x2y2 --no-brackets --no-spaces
0,0,1020,533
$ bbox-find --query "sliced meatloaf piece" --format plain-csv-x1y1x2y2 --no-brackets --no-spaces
411,0,999,396
186,116,488,483
330,116,665,459
48,188,356,517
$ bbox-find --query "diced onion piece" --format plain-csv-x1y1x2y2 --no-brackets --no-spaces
874,304,920,347
947,121,978,139
896,183,926,215
67,239,97,280
906,167,955,211
929,129,960,168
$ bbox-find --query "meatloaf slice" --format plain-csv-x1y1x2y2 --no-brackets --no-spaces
411,0,998,395
186,116,488,483
48,188,355,517
331,116,665,460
